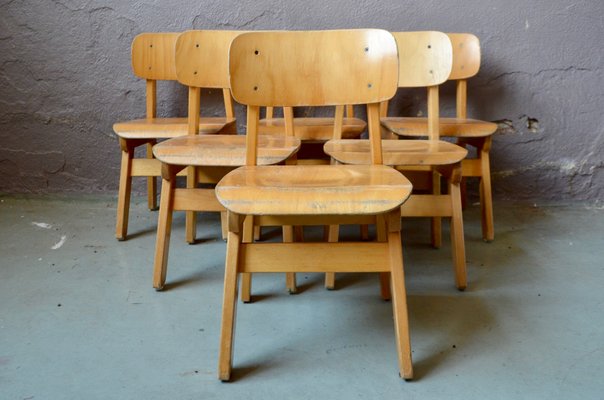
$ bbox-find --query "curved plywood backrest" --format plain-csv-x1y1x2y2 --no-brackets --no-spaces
229,29,399,107
175,30,242,89
131,32,179,80
391,31,452,88
448,33,481,80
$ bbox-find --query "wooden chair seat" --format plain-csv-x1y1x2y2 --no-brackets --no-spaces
152,134,300,166
216,165,411,216
259,117,366,141
113,117,236,139
381,117,497,138
325,139,468,166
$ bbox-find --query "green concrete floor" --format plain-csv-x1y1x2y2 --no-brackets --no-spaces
1,195,603,399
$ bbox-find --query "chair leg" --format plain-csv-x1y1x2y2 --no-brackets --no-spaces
254,226,261,241
152,170,176,290
146,142,158,211
360,224,370,240
115,148,133,241
185,166,197,244
218,227,242,381
387,222,413,380
220,211,228,241
283,225,297,293
324,225,339,290
377,215,392,300
240,216,254,303
431,170,442,248
449,174,467,291
479,148,495,242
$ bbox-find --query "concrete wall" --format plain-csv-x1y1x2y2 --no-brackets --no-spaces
1,0,603,202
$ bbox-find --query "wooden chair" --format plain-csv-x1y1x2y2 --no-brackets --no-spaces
151,30,300,291
216,29,414,380
325,31,469,290
380,33,497,241
113,32,236,241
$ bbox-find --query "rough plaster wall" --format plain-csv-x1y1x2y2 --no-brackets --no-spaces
1,0,603,202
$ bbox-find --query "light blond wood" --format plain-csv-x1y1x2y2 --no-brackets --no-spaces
324,139,467,166
217,29,413,381
115,149,133,241
152,135,300,167
258,117,366,141
391,31,452,88
229,30,399,107
381,117,497,138
216,165,411,216
382,33,495,241
448,33,481,80
113,117,236,139
115,32,238,241
325,31,469,289
131,33,179,80
175,30,242,89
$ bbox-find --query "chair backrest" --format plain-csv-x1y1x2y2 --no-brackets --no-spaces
130,33,179,119
391,31,453,140
174,30,243,134
131,32,179,81
448,33,480,118
448,33,481,80
229,29,399,165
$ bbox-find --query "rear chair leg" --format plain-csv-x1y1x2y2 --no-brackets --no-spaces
431,169,442,248
116,144,133,241
449,171,467,291
324,225,339,290
185,166,197,244
480,143,495,242
240,216,254,303
283,225,297,293
152,165,178,290
146,142,158,211
377,215,391,300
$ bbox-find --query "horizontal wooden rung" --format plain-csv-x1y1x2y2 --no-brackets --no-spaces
240,242,391,273
131,159,187,177
461,159,482,177
254,214,377,227
173,188,225,212
400,194,452,217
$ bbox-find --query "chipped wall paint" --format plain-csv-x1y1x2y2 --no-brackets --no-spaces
0,0,603,202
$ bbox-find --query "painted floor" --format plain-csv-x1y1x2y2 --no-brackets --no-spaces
1,195,603,399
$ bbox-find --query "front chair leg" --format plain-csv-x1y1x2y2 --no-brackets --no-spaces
152,164,181,290
448,165,467,291
387,210,413,380
218,212,243,381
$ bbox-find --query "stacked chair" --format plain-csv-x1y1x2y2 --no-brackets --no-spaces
150,30,300,292
380,33,497,241
113,32,236,241
325,31,469,290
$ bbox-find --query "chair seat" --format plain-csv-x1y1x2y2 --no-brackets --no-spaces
324,139,468,166
258,117,366,141
216,165,412,216
153,134,300,167
113,117,237,139
382,117,497,138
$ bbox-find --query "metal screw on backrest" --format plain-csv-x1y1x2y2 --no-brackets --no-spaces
427,45,431,49
194,71,197,75
253,86,258,91
364,47,369,52
196,44,199,48
150,44,153,48
254,50,259,55
368,83,372,88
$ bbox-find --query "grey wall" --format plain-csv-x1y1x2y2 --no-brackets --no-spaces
1,0,603,202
